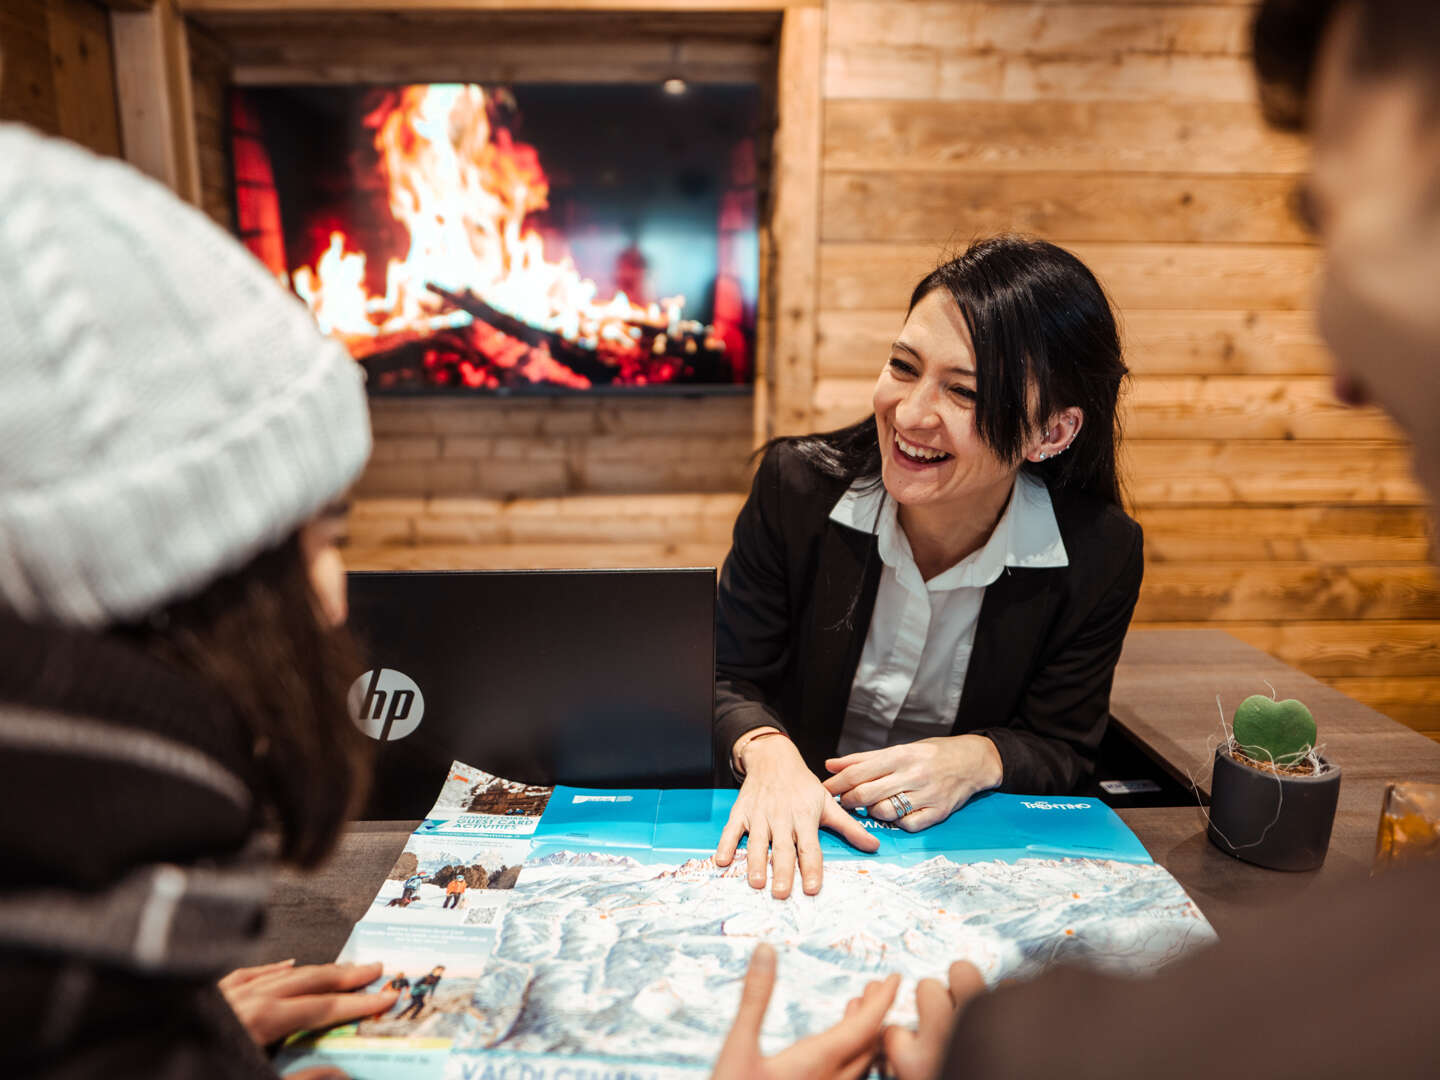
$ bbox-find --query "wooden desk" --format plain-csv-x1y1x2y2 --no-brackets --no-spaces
259,629,1440,962
1111,629,1440,933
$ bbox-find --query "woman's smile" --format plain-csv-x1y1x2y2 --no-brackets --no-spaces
892,430,953,468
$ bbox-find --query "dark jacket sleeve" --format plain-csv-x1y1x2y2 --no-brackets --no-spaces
943,859,1440,1080
974,517,1144,794
713,449,795,768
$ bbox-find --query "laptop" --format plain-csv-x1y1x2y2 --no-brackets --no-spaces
344,568,716,819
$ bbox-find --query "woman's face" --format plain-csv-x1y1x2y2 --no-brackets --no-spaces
300,503,351,628
872,289,1019,513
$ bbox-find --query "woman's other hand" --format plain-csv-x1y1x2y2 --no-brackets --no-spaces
712,943,900,1080
716,734,879,897
823,735,1003,831
219,959,399,1048
883,961,986,1080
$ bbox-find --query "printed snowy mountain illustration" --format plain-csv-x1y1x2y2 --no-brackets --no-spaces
283,770,1217,1080
431,851,1214,1068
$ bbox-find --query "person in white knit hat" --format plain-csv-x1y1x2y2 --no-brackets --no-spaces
0,123,391,1078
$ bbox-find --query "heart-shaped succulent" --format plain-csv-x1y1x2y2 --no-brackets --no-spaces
1232,694,1316,767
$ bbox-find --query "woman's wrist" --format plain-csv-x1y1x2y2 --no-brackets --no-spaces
970,734,1004,791
733,727,791,777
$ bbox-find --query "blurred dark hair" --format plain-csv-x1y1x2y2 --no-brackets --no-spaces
780,235,1128,508
125,531,370,869
1254,0,1440,131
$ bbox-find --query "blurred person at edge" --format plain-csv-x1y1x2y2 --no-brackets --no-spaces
0,124,392,1078
709,2,1440,1078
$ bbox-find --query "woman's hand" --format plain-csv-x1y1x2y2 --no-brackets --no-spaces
219,959,399,1048
823,735,1003,832
716,735,879,897
883,961,986,1080
712,943,900,1080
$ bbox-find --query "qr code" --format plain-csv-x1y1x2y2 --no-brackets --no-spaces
464,905,500,927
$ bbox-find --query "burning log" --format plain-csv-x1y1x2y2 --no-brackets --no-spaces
427,285,616,385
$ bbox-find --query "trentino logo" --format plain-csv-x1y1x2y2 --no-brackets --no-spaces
348,668,425,741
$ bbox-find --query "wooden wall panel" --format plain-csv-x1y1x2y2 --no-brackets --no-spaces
808,0,1439,739
817,308,1331,378
824,2,1251,55
1,0,63,134
822,173,1309,244
825,101,1308,174
0,0,121,156
811,375,1400,441
820,242,1322,312
47,0,123,156
1136,507,1432,564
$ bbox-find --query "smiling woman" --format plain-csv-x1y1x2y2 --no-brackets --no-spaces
712,235,1141,899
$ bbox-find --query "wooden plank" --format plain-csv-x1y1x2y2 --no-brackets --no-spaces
194,10,781,43
230,41,773,86
181,0,815,11
368,395,754,439
187,17,230,226
815,310,899,378
1111,629,1440,778
818,243,1322,312
1131,621,1440,679
375,492,747,546
822,172,1309,245
1126,441,1424,506
767,5,824,437
826,47,1255,102
824,100,1308,175
1121,310,1329,375
47,0,123,156
978,0,1256,5
111,0,200,201
818,309,1331,378
826,2,1250,55
1325,677,1440,734
1136,506,1434,564
1136,564,1440,623
812,374,1397,441
1125,376,1398,441
346,541,734,573
0,0,61,134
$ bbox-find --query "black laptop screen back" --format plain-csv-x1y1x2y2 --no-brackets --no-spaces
346,569,715,818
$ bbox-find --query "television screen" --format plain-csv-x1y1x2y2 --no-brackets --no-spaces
230,83,759,394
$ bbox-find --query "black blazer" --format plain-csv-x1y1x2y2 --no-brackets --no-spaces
714,442,1144,794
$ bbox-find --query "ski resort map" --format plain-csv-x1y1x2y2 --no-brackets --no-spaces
279,761,1216,1079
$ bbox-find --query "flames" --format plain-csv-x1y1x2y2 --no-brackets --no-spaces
288,84,695,388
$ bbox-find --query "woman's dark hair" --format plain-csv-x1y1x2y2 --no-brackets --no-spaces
125,531,371,869
784,234,1129,507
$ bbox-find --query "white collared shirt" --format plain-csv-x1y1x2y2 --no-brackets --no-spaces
828,472,1068,757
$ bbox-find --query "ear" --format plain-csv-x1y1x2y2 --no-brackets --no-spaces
1025,406,1083,463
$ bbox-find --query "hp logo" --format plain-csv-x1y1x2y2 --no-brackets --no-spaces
348,668,425,741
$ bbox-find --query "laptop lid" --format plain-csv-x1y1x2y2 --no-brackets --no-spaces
345,568,715,819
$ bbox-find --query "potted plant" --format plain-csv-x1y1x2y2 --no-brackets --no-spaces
1207,691,1341,871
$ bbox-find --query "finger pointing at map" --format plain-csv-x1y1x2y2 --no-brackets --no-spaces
715,732,878,897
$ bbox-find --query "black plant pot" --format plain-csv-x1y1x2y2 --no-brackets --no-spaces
1207,746,1341,871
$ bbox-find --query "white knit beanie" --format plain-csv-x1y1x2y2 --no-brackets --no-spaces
0,125,372,627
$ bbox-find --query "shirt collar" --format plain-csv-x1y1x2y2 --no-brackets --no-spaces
828,472,1068,591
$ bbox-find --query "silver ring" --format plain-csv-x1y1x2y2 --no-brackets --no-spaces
889,791,914,818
